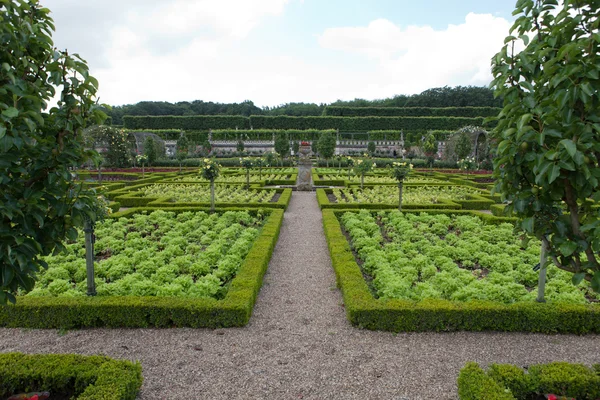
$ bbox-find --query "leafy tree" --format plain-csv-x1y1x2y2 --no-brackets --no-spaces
240,157,254,189
455,131,473,161
367,141,376,156
199,158,220,212
0,1,107,304
490,0,600,296
422,133,438,168
354,157,376,189
136,154,148,178
390,162,413,211
317,131,336,167
176,133,189,173
264,151,276,167
143,137,157,166
274,133,290,166
83,126,132,168
236,139,244,154
292,141,300,157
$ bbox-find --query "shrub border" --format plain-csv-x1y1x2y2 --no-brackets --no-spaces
0,353,143,400
0,207,284,328
322,208,600,333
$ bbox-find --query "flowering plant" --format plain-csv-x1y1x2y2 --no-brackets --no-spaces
199,158,221,181
301,141,310,146
239,157,254,169
458,156,477,171
136,154,148,164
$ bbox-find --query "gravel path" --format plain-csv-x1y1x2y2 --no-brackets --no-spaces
1,192,600,399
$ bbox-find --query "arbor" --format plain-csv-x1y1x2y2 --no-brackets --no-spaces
490,0,600,295
317,131,336,167
0,1,106,303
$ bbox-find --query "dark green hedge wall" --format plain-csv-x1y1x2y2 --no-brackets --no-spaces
123,115,249,130
323,106,501,118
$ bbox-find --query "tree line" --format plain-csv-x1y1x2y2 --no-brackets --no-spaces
106,86,502,125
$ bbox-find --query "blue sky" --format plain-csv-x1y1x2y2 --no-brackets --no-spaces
43,0,518,107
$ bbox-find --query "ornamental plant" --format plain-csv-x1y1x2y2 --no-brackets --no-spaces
264,151,276,167
136,154,148,177
458,156,477,173
346,156,355,180
240,157,254,189
0,0,107,304
353,156,376,189
490,0,600,295
422,133,438,169
254,157,265,180
390,162,413,211
199,158,221,212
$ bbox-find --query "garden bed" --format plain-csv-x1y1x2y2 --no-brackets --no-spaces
322,209,600,333
0,207,284,328
0,353,142,400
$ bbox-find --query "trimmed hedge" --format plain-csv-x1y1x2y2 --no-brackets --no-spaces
0,353,143,400
123,115,249,130
211,129,335,141
316,188,462,210
323,106,501,118
0,207,284,328
249,115,488,131
322,209,600,333
458,362,600,400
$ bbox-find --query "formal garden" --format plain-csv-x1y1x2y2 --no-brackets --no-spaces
1,0,599,399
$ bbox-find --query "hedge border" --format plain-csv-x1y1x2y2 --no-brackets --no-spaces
0,207,284,328
0,353,143,400
316,188,462,210
322,208,600,333
458,362,600,400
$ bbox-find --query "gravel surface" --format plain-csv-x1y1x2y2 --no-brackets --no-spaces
1,192,600,399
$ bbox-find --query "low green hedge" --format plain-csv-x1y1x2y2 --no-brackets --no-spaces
458,362,600,400
322,209,600,333
0,207,284,328
316,188,462,210
0,353,143,400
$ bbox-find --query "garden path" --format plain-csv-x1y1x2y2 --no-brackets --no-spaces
1,192,600,399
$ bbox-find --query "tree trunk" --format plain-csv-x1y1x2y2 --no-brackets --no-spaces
398,182,403,211
210,180,215,213
97,166,102,182
536,239,548,303
179,162,182,174
84,220,96,296
361,174,364,189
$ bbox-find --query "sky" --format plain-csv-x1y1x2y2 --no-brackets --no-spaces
41,0,518,108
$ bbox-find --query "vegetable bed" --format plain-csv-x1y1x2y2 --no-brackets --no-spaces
140,184,278,203
0,207,284,328
166,174,293,183
340,211,598,304
322,209,600,333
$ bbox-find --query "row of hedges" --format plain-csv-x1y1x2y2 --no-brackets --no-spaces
458,362,600,400
211,129,335,141
322,208,600,333
0,207,284,328
123,115,489,132
324,106,501,118
0,353,143,400
316,188,463,210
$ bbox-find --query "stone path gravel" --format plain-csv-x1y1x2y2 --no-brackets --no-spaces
1,192,600,399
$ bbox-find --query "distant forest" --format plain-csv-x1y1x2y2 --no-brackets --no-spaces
107,86,502,125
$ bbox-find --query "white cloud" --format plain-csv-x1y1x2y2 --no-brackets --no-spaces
317,13,511,97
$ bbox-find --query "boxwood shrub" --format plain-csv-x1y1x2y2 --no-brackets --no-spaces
0,353,143,400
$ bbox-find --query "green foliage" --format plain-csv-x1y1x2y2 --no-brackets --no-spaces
274,132,290,160
123,115,249,130
0,208,284,328
459,362,600,400
0,353,143,400
0,1,107,304
199,158,221,182
490,0,600,291
367,141,376,155
317,131,336,162
292,141,300,155
236,139,244,153
455,131,472,160
143,137,157,166
211,129,334,141
322,209,600,333
84,126,132,167
324,106,501,118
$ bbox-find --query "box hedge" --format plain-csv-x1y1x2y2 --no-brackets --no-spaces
458,362,600,400
123,115,249,130
322,209,600,333
0,207,284,328
323,106,501,118
0,353,143,400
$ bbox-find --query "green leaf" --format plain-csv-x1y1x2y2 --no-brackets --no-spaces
592,272,600,293
559,241,578,257
522,217,534,233
1,265,14,286
572,272,586,286
548,164,561,183
2,107,18,118
559,139,577,157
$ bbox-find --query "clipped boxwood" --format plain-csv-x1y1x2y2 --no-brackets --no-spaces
458,362,600,400
322,209,600,333
0,207,284,328
0,353,143,400
316,188,462,210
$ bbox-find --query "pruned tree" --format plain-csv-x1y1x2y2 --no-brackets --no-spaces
317,131,336,167
490,0,600,296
